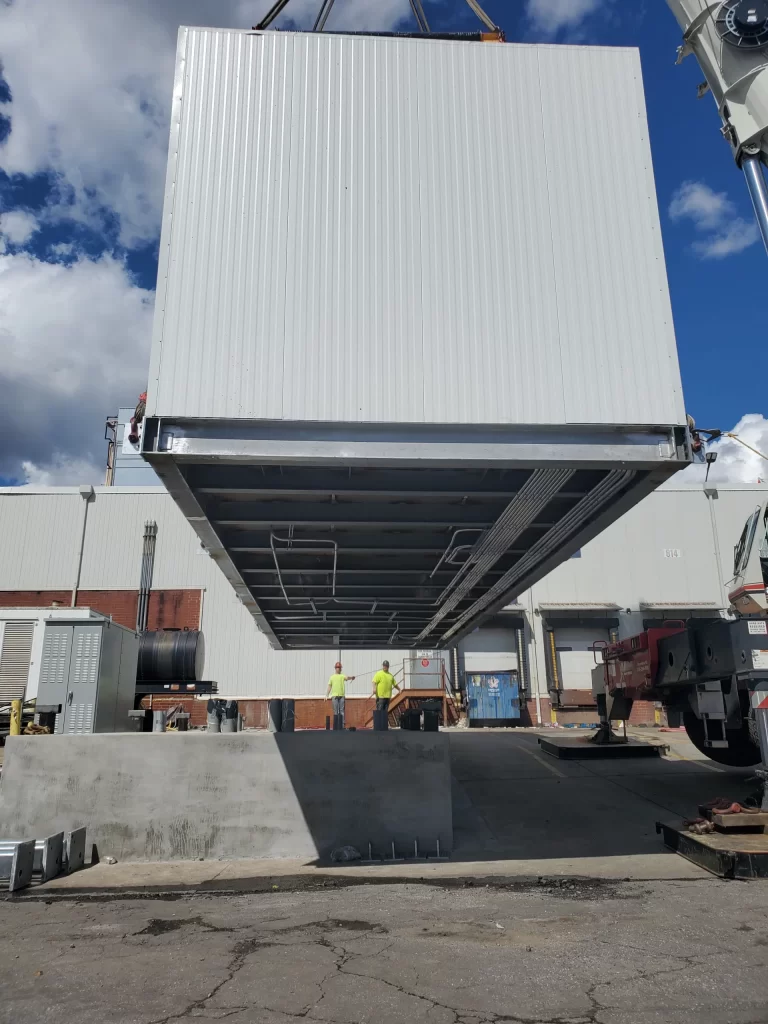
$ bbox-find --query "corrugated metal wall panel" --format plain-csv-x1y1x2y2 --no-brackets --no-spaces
415,40,565,425
148,30,683,428
0,492,83,590
537,47,684,426
526,487,722,609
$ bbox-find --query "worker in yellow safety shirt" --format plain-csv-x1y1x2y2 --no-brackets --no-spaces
372,660,400,714
326,661,355,727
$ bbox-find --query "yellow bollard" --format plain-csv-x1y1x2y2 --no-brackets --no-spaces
9,699,22,736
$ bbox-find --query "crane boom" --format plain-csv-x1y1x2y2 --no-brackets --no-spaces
665,0,768,253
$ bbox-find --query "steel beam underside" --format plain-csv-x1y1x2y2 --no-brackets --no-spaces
142,420,689,650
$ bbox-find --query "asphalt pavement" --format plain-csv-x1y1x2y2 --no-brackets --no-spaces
3,878,768,1023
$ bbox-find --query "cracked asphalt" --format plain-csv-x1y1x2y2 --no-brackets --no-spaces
3,879,768,1023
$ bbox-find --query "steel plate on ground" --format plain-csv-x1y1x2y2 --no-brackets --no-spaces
657,820,768,879
538,735,663,759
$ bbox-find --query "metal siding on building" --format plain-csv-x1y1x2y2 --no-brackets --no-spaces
0,491,83,591
148,30,683,428
528,487,722,610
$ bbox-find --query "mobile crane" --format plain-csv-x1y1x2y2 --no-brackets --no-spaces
601,0,768,786
592,499,768,870
597,497,768,775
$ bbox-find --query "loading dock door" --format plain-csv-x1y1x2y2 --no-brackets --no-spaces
554,627,608,692
460,627,518,674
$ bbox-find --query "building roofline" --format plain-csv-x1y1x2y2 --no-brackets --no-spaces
0,486,169,496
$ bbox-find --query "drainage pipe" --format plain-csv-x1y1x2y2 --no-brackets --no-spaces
71,485,94,607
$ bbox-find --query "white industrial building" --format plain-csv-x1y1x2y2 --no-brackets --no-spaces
0,479,764,724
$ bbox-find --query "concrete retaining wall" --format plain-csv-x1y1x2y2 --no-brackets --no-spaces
0,732,452,862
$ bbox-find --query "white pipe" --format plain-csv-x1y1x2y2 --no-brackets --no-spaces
71,486,94,607
705,486,726,604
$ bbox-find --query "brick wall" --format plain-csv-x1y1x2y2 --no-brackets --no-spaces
519,694,663,727
136,693,666,730
139,696,377,730
628,700,663,726
521,697,550,726
0,590,201,631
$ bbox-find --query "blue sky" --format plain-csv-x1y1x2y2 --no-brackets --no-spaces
0,0,765,486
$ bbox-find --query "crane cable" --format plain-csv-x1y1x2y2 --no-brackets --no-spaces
256,0,499,34
724,433,768,463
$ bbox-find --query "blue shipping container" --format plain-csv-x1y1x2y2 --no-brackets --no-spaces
466,673,520,725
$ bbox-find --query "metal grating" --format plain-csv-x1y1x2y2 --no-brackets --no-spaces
0,621,34,703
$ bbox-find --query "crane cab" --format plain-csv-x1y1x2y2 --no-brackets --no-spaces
728,501,768,616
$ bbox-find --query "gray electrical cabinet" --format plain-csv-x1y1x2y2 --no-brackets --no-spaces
36,617,138,734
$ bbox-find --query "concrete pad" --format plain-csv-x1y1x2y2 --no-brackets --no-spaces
1,728,738,888
0,731,452,862
36,848,705,894
448,730,748,876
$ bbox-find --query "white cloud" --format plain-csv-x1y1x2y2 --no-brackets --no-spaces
525,0,604,35
678,415,768,485
0,251,154,481
0,209,39,244
47,241,75,259
669,180,759,259
669,181,731,230
693,220,759,259
19,454,103,487
0,0,412,248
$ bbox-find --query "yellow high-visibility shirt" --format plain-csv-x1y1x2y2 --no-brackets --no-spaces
373,670,397,699
328,674,347,697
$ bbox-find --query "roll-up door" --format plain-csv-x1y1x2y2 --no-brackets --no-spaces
554,626,608,691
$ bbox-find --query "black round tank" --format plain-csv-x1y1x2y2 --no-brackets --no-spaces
137,629,205,682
